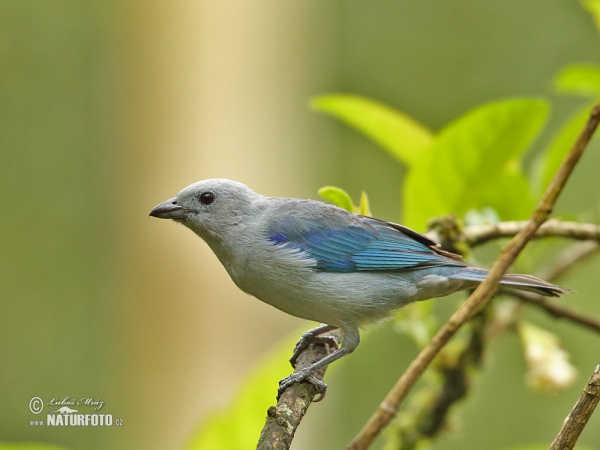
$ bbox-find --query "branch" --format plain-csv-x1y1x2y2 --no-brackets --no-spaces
398,241,600,448
390,234,600,449
348,100,600,450
485,240,599,341
390,309,488,448
508,240,600,335
256,330,341,450
391,235,599,449
515,290,600,334
435,221,600,335
464,219,600,247
537,240,600,281
549,362,600,450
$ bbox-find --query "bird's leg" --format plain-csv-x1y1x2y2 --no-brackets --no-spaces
278,327,360,402
289,324,339,368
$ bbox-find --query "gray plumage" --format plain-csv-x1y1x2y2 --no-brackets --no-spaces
150,178,569,397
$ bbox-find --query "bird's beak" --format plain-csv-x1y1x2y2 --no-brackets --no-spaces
149,197,187,219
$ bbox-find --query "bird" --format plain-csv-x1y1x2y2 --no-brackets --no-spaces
149,178,569,399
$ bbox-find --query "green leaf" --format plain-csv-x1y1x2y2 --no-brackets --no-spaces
358,191,372,216
311,94,433,166
403,167,448,230
186,330,349,450
185,332,304,450
582,0,600,31
479,170,534,221
318,186,354,212
532,105,593,196
553,63,600,97
403,98,548,230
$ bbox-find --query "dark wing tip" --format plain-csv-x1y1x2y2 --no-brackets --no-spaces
501,273,575,297
430,247,465,262
546,286,576,297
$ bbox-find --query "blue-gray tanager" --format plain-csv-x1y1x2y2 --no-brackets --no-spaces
150,179,567,398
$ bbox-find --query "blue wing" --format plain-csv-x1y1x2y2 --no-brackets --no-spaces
267,211,465,273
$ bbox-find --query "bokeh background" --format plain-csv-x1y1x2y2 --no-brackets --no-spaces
2,1,600,449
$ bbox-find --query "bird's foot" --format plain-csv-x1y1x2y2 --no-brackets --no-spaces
277,369,328,402
289,333,339,368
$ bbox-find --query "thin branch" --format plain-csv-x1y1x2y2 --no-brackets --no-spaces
464,219,600,247
516,291,600,334
514,241,600,334
434,224,600,335
396,237,600,449
256,330,341,450
549,362,600,450
390,309,488,448
487,241,599,340
391,234,600,449
508,241,600,335
348,101,600,450
536,240,600,282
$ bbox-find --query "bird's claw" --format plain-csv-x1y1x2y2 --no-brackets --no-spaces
289,334,339,368
277,370,328,402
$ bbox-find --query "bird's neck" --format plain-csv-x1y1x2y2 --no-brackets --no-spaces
192,224,243,274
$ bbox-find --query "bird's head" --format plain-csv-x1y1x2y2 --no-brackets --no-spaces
149,178,260,238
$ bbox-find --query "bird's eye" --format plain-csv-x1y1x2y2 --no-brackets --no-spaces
198,192,215,205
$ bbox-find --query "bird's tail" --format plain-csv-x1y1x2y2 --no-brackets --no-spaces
450,267,572,297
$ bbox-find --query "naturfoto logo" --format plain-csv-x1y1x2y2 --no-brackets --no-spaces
28,396,123,427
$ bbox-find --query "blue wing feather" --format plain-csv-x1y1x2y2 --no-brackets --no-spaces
266,210,465,273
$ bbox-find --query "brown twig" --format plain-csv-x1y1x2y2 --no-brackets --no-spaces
393,237,600,449
549,362,600,450
536,240,599,282
516,291,600,334
499,241,600,336
463,219,600,247
514,241,600,334
256,330,341,450
486,241,600,340
390,309,488,448
348,101,600,450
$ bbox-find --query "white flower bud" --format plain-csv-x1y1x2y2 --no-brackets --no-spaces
519,322,577,393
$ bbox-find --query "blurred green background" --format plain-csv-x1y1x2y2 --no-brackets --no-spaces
2,1,600,449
